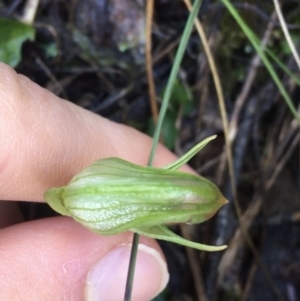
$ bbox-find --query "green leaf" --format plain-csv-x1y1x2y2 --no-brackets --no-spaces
160,79,195,117
164,135,217,171
45,143,228,242
41,42,58,58
162,79,192,106
221,0,300,126
133,225,227,252
0,18,35,67
147,110,177,149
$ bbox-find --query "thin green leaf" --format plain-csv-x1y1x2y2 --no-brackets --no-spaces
221,0,300,126
265,48,300,86
134,225,227,252
147,0,203,166
126,1,209,298
164,135,217,171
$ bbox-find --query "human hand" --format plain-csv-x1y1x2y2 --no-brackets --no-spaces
0,62,189,300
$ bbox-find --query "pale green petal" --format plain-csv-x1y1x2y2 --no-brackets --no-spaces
45,188,70,216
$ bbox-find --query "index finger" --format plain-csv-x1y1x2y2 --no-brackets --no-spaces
0,63,181,201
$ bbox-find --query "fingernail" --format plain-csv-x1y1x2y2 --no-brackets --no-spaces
85,244,169,301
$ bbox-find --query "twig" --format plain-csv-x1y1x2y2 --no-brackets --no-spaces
182,0,234,205
181,3,286,299
153,37,181,64
35,56,68,99
180,224,208,301
20,0,39,24
241,261,258,301
146,0,159,124
228,12,277,142
266,132,300,190
273,0,300,71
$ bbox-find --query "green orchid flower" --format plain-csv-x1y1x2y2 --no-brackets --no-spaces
45,135,227,252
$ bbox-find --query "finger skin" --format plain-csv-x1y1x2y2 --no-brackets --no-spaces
0,62,186,202
0,63,178,300
0,217,166,301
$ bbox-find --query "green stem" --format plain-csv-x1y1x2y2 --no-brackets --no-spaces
123,1,203,300
124,233,140,301
148,0,203,166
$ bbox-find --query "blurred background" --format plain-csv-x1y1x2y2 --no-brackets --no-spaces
0,0,299,300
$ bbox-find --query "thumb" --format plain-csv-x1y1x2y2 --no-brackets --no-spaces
0,217,169,301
